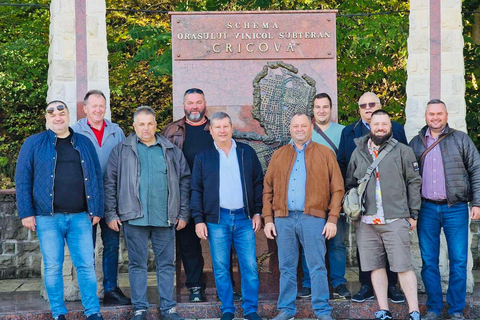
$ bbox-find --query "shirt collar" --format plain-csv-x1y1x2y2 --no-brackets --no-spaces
137,134,161,146
291,139,310,152
367,138,380,152
362,120,370,130
425,127,446,139
87,120,107,129
214,139,236,152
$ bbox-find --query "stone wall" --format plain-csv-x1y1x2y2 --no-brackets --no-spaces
3,190,480,283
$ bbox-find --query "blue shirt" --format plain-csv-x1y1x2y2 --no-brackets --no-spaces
130,138,169,227
215,139,244,210
287,140,309,211
311,122,345,153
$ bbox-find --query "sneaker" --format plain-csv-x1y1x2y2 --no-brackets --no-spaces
53,315,66,320
409,311,421,320
317,314,335,320
244,312,262,320
272,311,295,320
374,310,393,320
103,287,131,305
450,313,465,320
351,284,375,303
333,284,351,299
188,287,205,302
87,314,104,320
297,286,312,299
161,307,184,320
233,290,243,302
131,310,147,320
387,285,405,303
221,312,235,320
423,311,440,320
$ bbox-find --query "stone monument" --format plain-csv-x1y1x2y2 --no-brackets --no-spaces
170,10,338,293
46,0,110,300
405,0,473,293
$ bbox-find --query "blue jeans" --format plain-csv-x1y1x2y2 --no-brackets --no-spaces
301,215,348,288
36,212,100,318
93,218,120,292
276,212,332,317
123,223,176,312
206,208,259,315
418,201,469,315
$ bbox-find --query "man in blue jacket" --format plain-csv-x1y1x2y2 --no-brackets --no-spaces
337,92,407,304
190,112,263,320
16,101,104,320
72,89,129,305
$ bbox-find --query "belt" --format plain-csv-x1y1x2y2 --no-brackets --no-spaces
422,198,448,205
220,207,244,214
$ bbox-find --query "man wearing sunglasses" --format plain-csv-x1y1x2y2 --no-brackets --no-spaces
72,90,130,306
337,92,408,304
16,101,105,320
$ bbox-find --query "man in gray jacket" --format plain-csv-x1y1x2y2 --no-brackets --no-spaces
346,110,421,320
104,106,191,320
409,99,480,320
72,90,129,305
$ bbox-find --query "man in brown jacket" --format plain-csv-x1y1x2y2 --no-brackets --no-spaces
263,113,344,320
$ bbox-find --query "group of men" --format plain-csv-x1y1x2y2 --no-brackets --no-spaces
15,87,480,320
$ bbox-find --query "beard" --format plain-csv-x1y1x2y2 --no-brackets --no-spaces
370,130,392,146
185,109,205,122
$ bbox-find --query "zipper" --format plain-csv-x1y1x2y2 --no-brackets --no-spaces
241,149,251,219
51,136,58,215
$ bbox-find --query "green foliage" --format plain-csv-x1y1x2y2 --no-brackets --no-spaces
0,0,50,188
463,1,480,147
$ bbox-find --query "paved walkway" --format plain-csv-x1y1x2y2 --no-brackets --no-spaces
1,268,479,319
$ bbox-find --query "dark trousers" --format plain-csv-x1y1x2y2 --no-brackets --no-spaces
357,248,397,286
176,219,206,289
93,218,120,292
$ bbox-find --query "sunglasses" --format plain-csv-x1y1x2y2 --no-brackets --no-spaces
46,105,67,114
359,102,377,109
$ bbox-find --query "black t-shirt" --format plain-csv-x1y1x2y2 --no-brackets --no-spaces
183,122,214,170
53,133,88,213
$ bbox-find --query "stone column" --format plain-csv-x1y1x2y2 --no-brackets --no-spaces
45,0,110,301
405,0,473,293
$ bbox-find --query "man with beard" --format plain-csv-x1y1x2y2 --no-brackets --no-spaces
163,88,241,302
346,110,421,320
337,92,407,303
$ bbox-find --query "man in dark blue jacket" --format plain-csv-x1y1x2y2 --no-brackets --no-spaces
15,101,104,320
190,112,263,320
337,92,407,304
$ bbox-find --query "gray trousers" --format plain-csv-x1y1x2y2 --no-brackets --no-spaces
123,222,176,312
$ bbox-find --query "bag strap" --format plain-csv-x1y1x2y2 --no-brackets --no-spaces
313,123,338,153
419,129,456,164
359,139,397,183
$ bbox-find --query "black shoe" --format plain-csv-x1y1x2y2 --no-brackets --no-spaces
233,290,242,302
244,312,262,320
188,287,205,302
221,312,235,320
103,287,131,305
333,284,351,299
374,310,393,320
409,311,421,320
387,285,405,303
87,313,104,320
131,310,147,320
351,284,375,303
296,286,312,299
53,315,66,320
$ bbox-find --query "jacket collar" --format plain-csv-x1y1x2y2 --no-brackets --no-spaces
123,132,175,149
419,123,453,138
177,116,210,131
47,127,75,143
76,117,118,135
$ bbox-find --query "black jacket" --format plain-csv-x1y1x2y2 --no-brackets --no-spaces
190,141,263,224
409,124,480,206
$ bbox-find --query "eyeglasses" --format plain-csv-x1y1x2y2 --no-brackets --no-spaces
184,88,204,96
46,105,67,114
359,102,377,109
